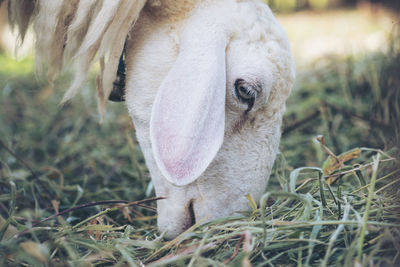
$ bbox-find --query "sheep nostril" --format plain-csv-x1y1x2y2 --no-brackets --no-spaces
186,199,196,228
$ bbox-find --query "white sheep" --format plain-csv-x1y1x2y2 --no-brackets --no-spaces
8,0,295,239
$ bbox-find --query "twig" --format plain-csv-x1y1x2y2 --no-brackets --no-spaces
0,140,37,178
223,234,245,264
16,197,164,237
316,135,342,166
136,203,157,212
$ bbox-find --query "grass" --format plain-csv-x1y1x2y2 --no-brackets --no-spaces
0,29,399,267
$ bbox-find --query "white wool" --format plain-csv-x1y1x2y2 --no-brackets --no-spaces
7,0,35,42
97,0,146,119
64,0,98,65
64,0,146,119
33,0,64,74
47,0,79,82
8,0,147,118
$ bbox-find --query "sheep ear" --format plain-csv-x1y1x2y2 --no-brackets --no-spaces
150,24,228,186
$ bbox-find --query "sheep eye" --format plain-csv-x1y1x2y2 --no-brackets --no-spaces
234,79,258,111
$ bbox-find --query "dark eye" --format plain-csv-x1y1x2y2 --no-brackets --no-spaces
234,79,259,111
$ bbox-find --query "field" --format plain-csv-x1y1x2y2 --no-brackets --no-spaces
0,7,399,267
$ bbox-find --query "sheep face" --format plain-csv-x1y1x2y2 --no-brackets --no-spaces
125,0,295,239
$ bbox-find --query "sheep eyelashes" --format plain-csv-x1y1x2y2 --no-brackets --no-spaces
234,78,260,112
9,0,295,239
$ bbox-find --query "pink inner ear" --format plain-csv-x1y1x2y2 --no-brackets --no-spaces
150,36,227,186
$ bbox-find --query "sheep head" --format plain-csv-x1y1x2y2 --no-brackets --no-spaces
125,0,295,239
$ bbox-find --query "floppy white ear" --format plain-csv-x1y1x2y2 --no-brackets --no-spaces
150,21,228,186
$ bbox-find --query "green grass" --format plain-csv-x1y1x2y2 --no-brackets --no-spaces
0,34,399,266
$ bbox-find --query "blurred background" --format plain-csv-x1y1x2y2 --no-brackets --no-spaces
266,0,399,12
268,0,398,66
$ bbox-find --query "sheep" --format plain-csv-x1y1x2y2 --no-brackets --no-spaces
8,0,295,239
